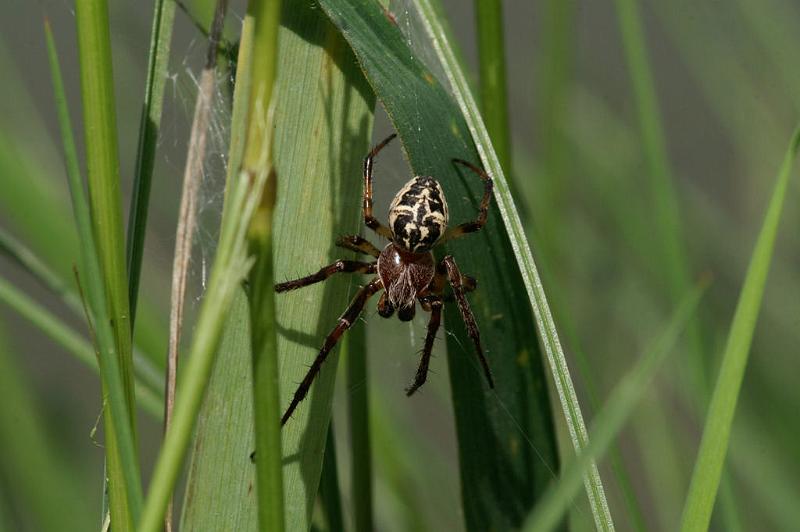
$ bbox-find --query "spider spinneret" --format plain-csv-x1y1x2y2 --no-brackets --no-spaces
276,132,495,425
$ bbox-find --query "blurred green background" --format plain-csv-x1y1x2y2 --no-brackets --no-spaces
1,0,798,530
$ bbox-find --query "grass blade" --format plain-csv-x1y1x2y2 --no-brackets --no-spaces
534,0,575,252
137,148,266,532
180,4,377,529
0,228,164,411
407,0,613,528
179,290,258,530
0,226,83,312
319,424,346,532
525,282,707,531
613,0,691,303
44,18,143,528
126,0,176,325
346,323,373,532
74,0,137,431
475,0,511,173
317,1,561,529
179,13,258,529
242,0,284,530
0,275,162,418
680,126,800,531
163,2,228,528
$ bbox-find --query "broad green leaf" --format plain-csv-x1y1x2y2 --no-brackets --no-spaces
317,1,560,529
680,127,800,531
179,3,375,530
180,291,258,530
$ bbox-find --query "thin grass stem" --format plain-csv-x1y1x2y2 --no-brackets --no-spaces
525,282,708,531
45,18,143,528
137,9,270,528
127,0,177,326
74,0,137,433
243,1,284,530
475,0,511,174
680,125,800,531
0,275,162,418
163,4,229,528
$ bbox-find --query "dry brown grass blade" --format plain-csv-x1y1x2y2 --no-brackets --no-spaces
164,1,229,529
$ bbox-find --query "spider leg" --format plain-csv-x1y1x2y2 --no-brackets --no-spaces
443,159,493,241
282,278,383,425
442,256,494,388
275,260,376,292
442,274,475,302
363,134,397,239
406,297,442,396
335,235,381,258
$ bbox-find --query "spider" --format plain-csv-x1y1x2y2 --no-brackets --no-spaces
276,133,495,425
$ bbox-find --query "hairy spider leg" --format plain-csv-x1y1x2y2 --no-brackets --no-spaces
281,278,383,425
441,274,476,302
335,235,381,258
363,133,397,239
275,260,376,292
443,159,494,241
442,256,494,388
406,297,443,396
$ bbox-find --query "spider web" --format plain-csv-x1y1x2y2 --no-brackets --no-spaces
160,2,574,526
159,20,242,322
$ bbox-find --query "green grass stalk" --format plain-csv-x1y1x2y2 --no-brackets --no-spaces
0,275,162,418
612,2,746,527
0,228,164,411
162,4,228,528
475,0,511,174
680,126,800,531
137,10,270,530
535,0,575,254
74,0,137,430
127,0,177,325
45,19,143,528
243,1,284,530
137,155,266,532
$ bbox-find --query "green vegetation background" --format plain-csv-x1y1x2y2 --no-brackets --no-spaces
0,0,798,531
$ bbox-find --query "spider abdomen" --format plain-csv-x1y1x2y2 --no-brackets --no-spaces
388,176,448,253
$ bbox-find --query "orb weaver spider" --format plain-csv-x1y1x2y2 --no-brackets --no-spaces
277,133,495,425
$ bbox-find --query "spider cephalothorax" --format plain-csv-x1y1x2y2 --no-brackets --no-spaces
276,133,494,425
377,243,435,320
